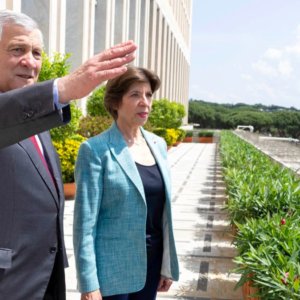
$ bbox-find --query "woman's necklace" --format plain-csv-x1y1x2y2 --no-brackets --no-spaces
127,137,145,146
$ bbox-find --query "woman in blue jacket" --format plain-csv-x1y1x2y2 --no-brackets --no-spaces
73,66,179,300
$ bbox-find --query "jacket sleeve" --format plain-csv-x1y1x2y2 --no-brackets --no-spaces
0,80,70,149
73,141,103,293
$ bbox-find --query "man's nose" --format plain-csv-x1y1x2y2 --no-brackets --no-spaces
20,52,37,68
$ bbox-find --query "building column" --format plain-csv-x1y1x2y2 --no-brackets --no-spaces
139,0,150,67
82,0,95,61
148,0,157,70
160,17,168,98
113,0,129,44
169,34,175,101
48,0,66,55
2,0,21,10
128,0,140,65
155,9,163,99
165,26,171,99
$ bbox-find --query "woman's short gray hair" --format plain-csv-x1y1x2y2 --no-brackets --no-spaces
0,9,43,44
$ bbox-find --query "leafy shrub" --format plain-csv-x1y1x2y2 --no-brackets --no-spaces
50,103,82,142
77,115,113,138
220,131,300,299
149,98,185,129
152,128,167,142
152,128,178,146
38,51,83,142
39,51,86,183
86,85,109,117
220,131,300,223
165,128,179,146
185,130,193,137
39,52,71,82
143,119,154,132
198,130,214,137
175,128,186,141
53,135,86,183
234,214,300,299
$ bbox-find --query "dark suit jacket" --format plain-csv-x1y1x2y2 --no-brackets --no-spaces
0,80,71,149
0,80,70,299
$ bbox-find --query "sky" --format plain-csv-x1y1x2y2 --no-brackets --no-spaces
189,0,300,109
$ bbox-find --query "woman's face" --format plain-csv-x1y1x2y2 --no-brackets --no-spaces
116,81,153,128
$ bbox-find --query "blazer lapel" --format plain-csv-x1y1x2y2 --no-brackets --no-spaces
108,123,146,200
19,134,59,207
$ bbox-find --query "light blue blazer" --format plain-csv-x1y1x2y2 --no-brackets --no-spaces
73,123,179,296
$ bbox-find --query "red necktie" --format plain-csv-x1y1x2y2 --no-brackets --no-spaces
30,135,55,185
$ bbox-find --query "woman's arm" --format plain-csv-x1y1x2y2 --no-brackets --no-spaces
73,141,103,293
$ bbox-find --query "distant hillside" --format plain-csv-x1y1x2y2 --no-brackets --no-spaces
188,99,300,139
189,99,300,112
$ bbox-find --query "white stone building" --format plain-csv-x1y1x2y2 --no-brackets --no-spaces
1,0,192,118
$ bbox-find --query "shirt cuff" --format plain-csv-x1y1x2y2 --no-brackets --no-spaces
53,78,68,109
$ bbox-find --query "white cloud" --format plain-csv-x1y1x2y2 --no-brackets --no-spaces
285,43,300,56
252,60,277,77
264,48,282,60
278,60,293,76
297,24,300,39
252,28,300,78
241,73,252,80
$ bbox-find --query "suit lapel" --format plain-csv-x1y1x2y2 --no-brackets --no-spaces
19,134,59,207
38,132,63,201
108,123,145,200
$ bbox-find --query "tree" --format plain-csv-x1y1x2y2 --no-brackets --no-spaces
188,101,216,128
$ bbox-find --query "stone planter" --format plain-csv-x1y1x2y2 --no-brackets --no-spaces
242,276,260,300
183,137,193,143
199,137,213,143
63,182,76,200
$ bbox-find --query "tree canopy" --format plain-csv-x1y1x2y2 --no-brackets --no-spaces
188,100,300,138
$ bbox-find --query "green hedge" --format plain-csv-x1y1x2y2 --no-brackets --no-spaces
220,131,300,299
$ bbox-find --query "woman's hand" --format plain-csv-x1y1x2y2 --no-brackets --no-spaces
81,289,102,300
157,276,173,292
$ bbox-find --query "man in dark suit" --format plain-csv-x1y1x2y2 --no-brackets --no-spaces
0,9,136,300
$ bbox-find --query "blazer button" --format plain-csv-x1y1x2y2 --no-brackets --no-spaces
22,111,34,119
49,247,57,254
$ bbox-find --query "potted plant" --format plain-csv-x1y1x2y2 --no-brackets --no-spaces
173,128,185,146
234,214,300,300
183,130,193,142
152,128,177,150
198,130,214,143
39,52,86,199
52,134,86,199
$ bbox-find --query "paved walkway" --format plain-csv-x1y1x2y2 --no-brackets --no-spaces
64,142,242,300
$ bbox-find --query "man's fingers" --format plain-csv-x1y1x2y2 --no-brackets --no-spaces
96,53,136,72
57,40,137,102
109,40,136,50
97,42,137,61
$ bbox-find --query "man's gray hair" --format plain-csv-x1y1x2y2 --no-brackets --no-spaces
0,9,43,44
